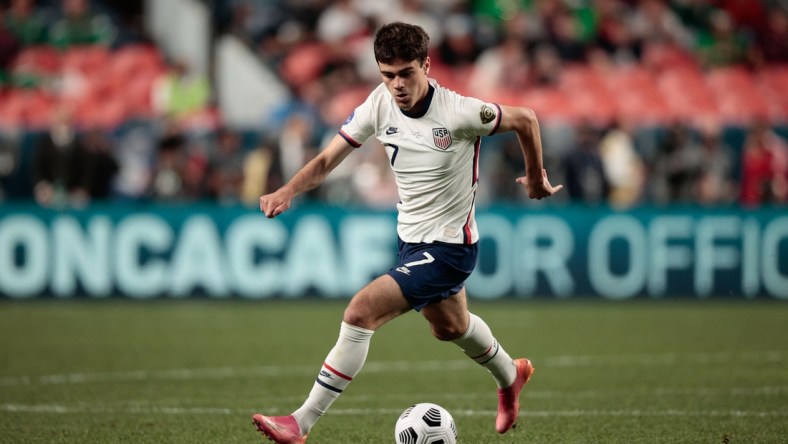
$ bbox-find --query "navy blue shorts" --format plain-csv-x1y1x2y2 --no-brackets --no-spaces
387,238,478,311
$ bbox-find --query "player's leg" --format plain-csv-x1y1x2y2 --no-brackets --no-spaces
253,275,410,443
292,275,409,430
421,289,517,386
421,289,534,434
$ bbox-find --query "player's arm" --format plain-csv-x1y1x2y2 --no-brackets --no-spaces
497,105,563,200
259,134,355,218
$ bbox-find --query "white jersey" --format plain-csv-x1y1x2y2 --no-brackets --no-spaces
339,80,502,245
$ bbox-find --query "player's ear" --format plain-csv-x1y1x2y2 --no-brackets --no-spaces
423,56,430,75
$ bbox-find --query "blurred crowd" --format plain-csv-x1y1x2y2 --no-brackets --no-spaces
1,0,787,209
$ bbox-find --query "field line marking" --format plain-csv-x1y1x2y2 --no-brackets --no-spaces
1,403,786,418
0,350,784,387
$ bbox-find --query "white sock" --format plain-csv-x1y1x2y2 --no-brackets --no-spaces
451,313,516,388
292,321,373,434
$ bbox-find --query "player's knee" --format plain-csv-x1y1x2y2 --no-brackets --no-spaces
430,322,465,341
342,307,375,330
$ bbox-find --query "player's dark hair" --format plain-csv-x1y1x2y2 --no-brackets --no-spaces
373,22,430,65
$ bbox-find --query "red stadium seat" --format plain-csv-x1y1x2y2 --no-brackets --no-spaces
520,88,578,124
279,42,331,90
9,46,61,87
60,45,111,76
658,67,718,124
642,43,699,72
72,94,128,130
756,65,788,123
706,67,769,124
558,65,614,125
324,85,374,126
0,89,56,129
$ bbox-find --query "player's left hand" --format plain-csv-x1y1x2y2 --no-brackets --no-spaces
515,169,563,200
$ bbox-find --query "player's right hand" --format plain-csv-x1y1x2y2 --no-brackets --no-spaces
259,188,293,218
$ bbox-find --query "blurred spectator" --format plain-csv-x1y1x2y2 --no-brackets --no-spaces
740,122,788,207
436,13,478,67
182,143,210,200
563,123,609,203
546,8,587,62
4,0,48,46
594,0,642,64
152,60,211,120
598,119,645,208
224,0,285,46
717,0,766,36
316,0,366,45
0,136,18,200
486,134,531,203
756,5,788,64
241,139,281,207
80,127,118,200
32,108,88,206
468,31,529,97
650,123,704,204
0,5,21,86
208,128,245,204
113,123,155,200
695,121,736,206
695,9,751,68
278,112,317,182
394,0,443,48
110,0,151,47
151,128,187,201
530,43,562,86
629,0,694,49
49,0,116,49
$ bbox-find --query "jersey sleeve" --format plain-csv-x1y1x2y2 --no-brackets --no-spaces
454,95,502,138
338,94,376,148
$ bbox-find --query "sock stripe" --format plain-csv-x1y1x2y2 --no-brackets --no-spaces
470,344,494,360
478,342,500,365
323,362,353,381
315,377,343,393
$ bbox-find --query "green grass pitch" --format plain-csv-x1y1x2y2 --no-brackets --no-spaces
0,300,786,443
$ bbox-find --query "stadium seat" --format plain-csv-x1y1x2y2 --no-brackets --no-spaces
706,67,769,124
279,42,331,90
658,67,718,124
110,45,163,78
520,88,577,124
557,65,614,125
324,85,374,126
0,89,56,129
642,43,698,72
604,67,672,125
72,94,128,130
10,46,62,87
756,65,788,122
60,45,112,76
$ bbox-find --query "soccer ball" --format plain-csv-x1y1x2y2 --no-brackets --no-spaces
394,402,458,444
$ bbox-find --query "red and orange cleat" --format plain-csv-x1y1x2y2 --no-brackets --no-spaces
495,358,535,434
252,414,308,444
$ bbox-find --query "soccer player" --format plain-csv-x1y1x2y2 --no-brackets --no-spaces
254,22,563,443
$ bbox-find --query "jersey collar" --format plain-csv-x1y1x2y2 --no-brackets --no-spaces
399,84,434,119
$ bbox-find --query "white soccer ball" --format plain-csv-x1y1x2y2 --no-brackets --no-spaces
394,402,458,444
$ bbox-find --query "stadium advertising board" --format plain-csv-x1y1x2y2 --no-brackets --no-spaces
0,204,785,299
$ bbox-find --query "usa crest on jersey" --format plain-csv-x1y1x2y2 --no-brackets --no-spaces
432,128,452,150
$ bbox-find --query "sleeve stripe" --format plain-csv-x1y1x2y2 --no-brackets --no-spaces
338,129,362,148
488,103,502,136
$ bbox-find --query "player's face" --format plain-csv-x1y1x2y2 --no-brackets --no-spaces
379,58,430,111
